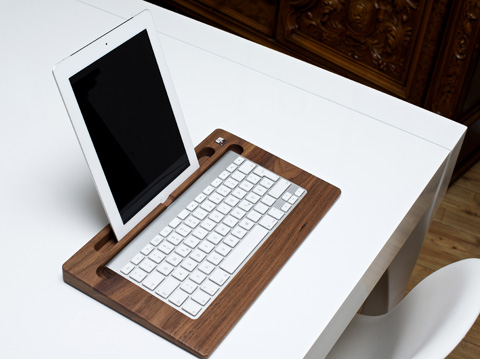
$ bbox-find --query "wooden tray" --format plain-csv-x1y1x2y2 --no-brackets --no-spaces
63,129,341,358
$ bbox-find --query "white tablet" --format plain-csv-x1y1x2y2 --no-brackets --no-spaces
53,11,199,241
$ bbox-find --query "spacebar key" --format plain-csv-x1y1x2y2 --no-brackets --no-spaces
220,226,269,274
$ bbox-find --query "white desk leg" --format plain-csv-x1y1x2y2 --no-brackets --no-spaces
361,138,464,315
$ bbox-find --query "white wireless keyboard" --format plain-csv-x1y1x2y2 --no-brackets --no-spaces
107,151,306,319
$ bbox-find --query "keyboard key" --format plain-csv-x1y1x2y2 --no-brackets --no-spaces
193,208,208,220
183,299,203,316
190,249,207,263
178,209,190,220
282,192,292,201
192,289,211,306
223,215,238,228
246,173,261,184
206,232,223,245
254,202,269,214
156,277,180,298
231,226,247,239
169,290,189,307
169,217,182,228
239,218,255,231
295,188,305,197
151,235,163,246
149,250,166,264
263,169,279,182
232,188,247,199
261,195,276,207
186,201,198,211
268,207,284,220
218,170,229,180
158,241,174,254
160,226,173,237
139,258,156,273
185,215,200,228
224,195,239,207
207,252,223,266
211,178,222,187
224,178,239,189
247,210,262,222
209,210,224,223
231,171,246,182
233,156,245,165
176,224,192,237
142,272,164,290
220,226,269,274
239,180,254,192
200,280,220,296
210,269,230,286
157,262,174,276
215,243,232,256
200,200,216,212
141,244,154,255
269,179,290,198
238,161,256,174
184,235,200,248
227,163,237,172
167,232,183,246
181,258,198,272
259,215,278,230
193,227,208,240
180,279,197,294
200,218,216,231
131,253,144,265
253,185,267,196
245,192,260,203
121,262,135,275
198,261,215,275
199,240,215,253
288,195,298,204
209,192,224,204
130,268,148,283
215,223,230,236
175,244,192,257
231,208,246,219
260,177,274,189
224,235,240,247
281,202,292,212
190,270,207,284
203,185,215,195
195,193,207,203
217,203,232,215
172,267,189,281
166,253,183,266
238,199,254,212
253,166,265,177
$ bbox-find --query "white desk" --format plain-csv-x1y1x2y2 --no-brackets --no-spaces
0,0,466,358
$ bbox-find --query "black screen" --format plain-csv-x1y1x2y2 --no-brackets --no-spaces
70,30,190,224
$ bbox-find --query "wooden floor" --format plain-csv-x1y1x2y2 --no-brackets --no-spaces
406,160,480,358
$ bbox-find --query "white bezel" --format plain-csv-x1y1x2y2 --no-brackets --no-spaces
53,10,199,241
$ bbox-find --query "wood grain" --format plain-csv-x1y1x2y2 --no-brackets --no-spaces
62,129,341,358
407,160,480,358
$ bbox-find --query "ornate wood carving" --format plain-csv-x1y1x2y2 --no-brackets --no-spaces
281,0,424,81
198,0,278,35
428,0,480,117
408,0,451,105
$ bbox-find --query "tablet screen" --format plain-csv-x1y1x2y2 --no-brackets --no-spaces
70,30,190,223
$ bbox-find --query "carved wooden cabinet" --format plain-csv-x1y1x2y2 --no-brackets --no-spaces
148,0,480,179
